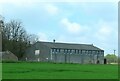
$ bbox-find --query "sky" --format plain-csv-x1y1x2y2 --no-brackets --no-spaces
0,0,118,55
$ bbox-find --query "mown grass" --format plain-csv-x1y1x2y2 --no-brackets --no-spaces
2,62,118,79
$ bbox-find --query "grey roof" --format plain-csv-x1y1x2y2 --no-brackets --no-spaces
37,41,103,51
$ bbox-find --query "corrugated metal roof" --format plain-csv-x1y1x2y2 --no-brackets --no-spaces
37,41,103,51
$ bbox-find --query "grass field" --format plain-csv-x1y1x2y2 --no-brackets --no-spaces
2,62,118,79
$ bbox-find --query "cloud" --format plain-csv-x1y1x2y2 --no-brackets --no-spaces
98,26,112,36
56,35,68,42
0,0,38,15
44,4,59,15
65,0,118,2
61,18,82,34
0,0,36,7
38,32,48,41
94,20,115,41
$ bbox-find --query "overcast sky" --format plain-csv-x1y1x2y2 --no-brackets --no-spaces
0,0,118,55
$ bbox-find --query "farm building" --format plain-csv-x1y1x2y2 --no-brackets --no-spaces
0,51,18,61
23,40,104,64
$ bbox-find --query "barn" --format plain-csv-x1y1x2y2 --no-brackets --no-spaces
23,40,104,64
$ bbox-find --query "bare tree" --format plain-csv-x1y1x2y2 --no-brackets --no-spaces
2,19,38,60
0,15,4,52
29,34,39,44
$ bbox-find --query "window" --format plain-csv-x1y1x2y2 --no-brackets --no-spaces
55,49,60,53
52,48,58,53
75,49,77,53
70,49,72,53
77,50,79,54
52,48,55,54
88,50,90,54
67,49,70,53
52,48,59,54
64,49,70,53
66,49,68,53
67,49,71,54
64,49,66,54
72,49,74,53
52,49,54,52
81,50,82,54
58,49,60,52
88,50,92,54
35,50,40,55
54,49,60,54
55,49,57,52
61,49,64,53
101,51,104,54
69,49,72,54
97,51,99,54
82,50,85,54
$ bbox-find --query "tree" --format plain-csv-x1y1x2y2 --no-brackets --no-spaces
29,34,39,44
105,54,118,64
1,17,39,60
0,15,4,51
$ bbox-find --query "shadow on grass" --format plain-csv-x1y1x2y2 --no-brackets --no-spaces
4,68,95,74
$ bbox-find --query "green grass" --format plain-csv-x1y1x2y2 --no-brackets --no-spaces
0,63,2,80
2,62,118,79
